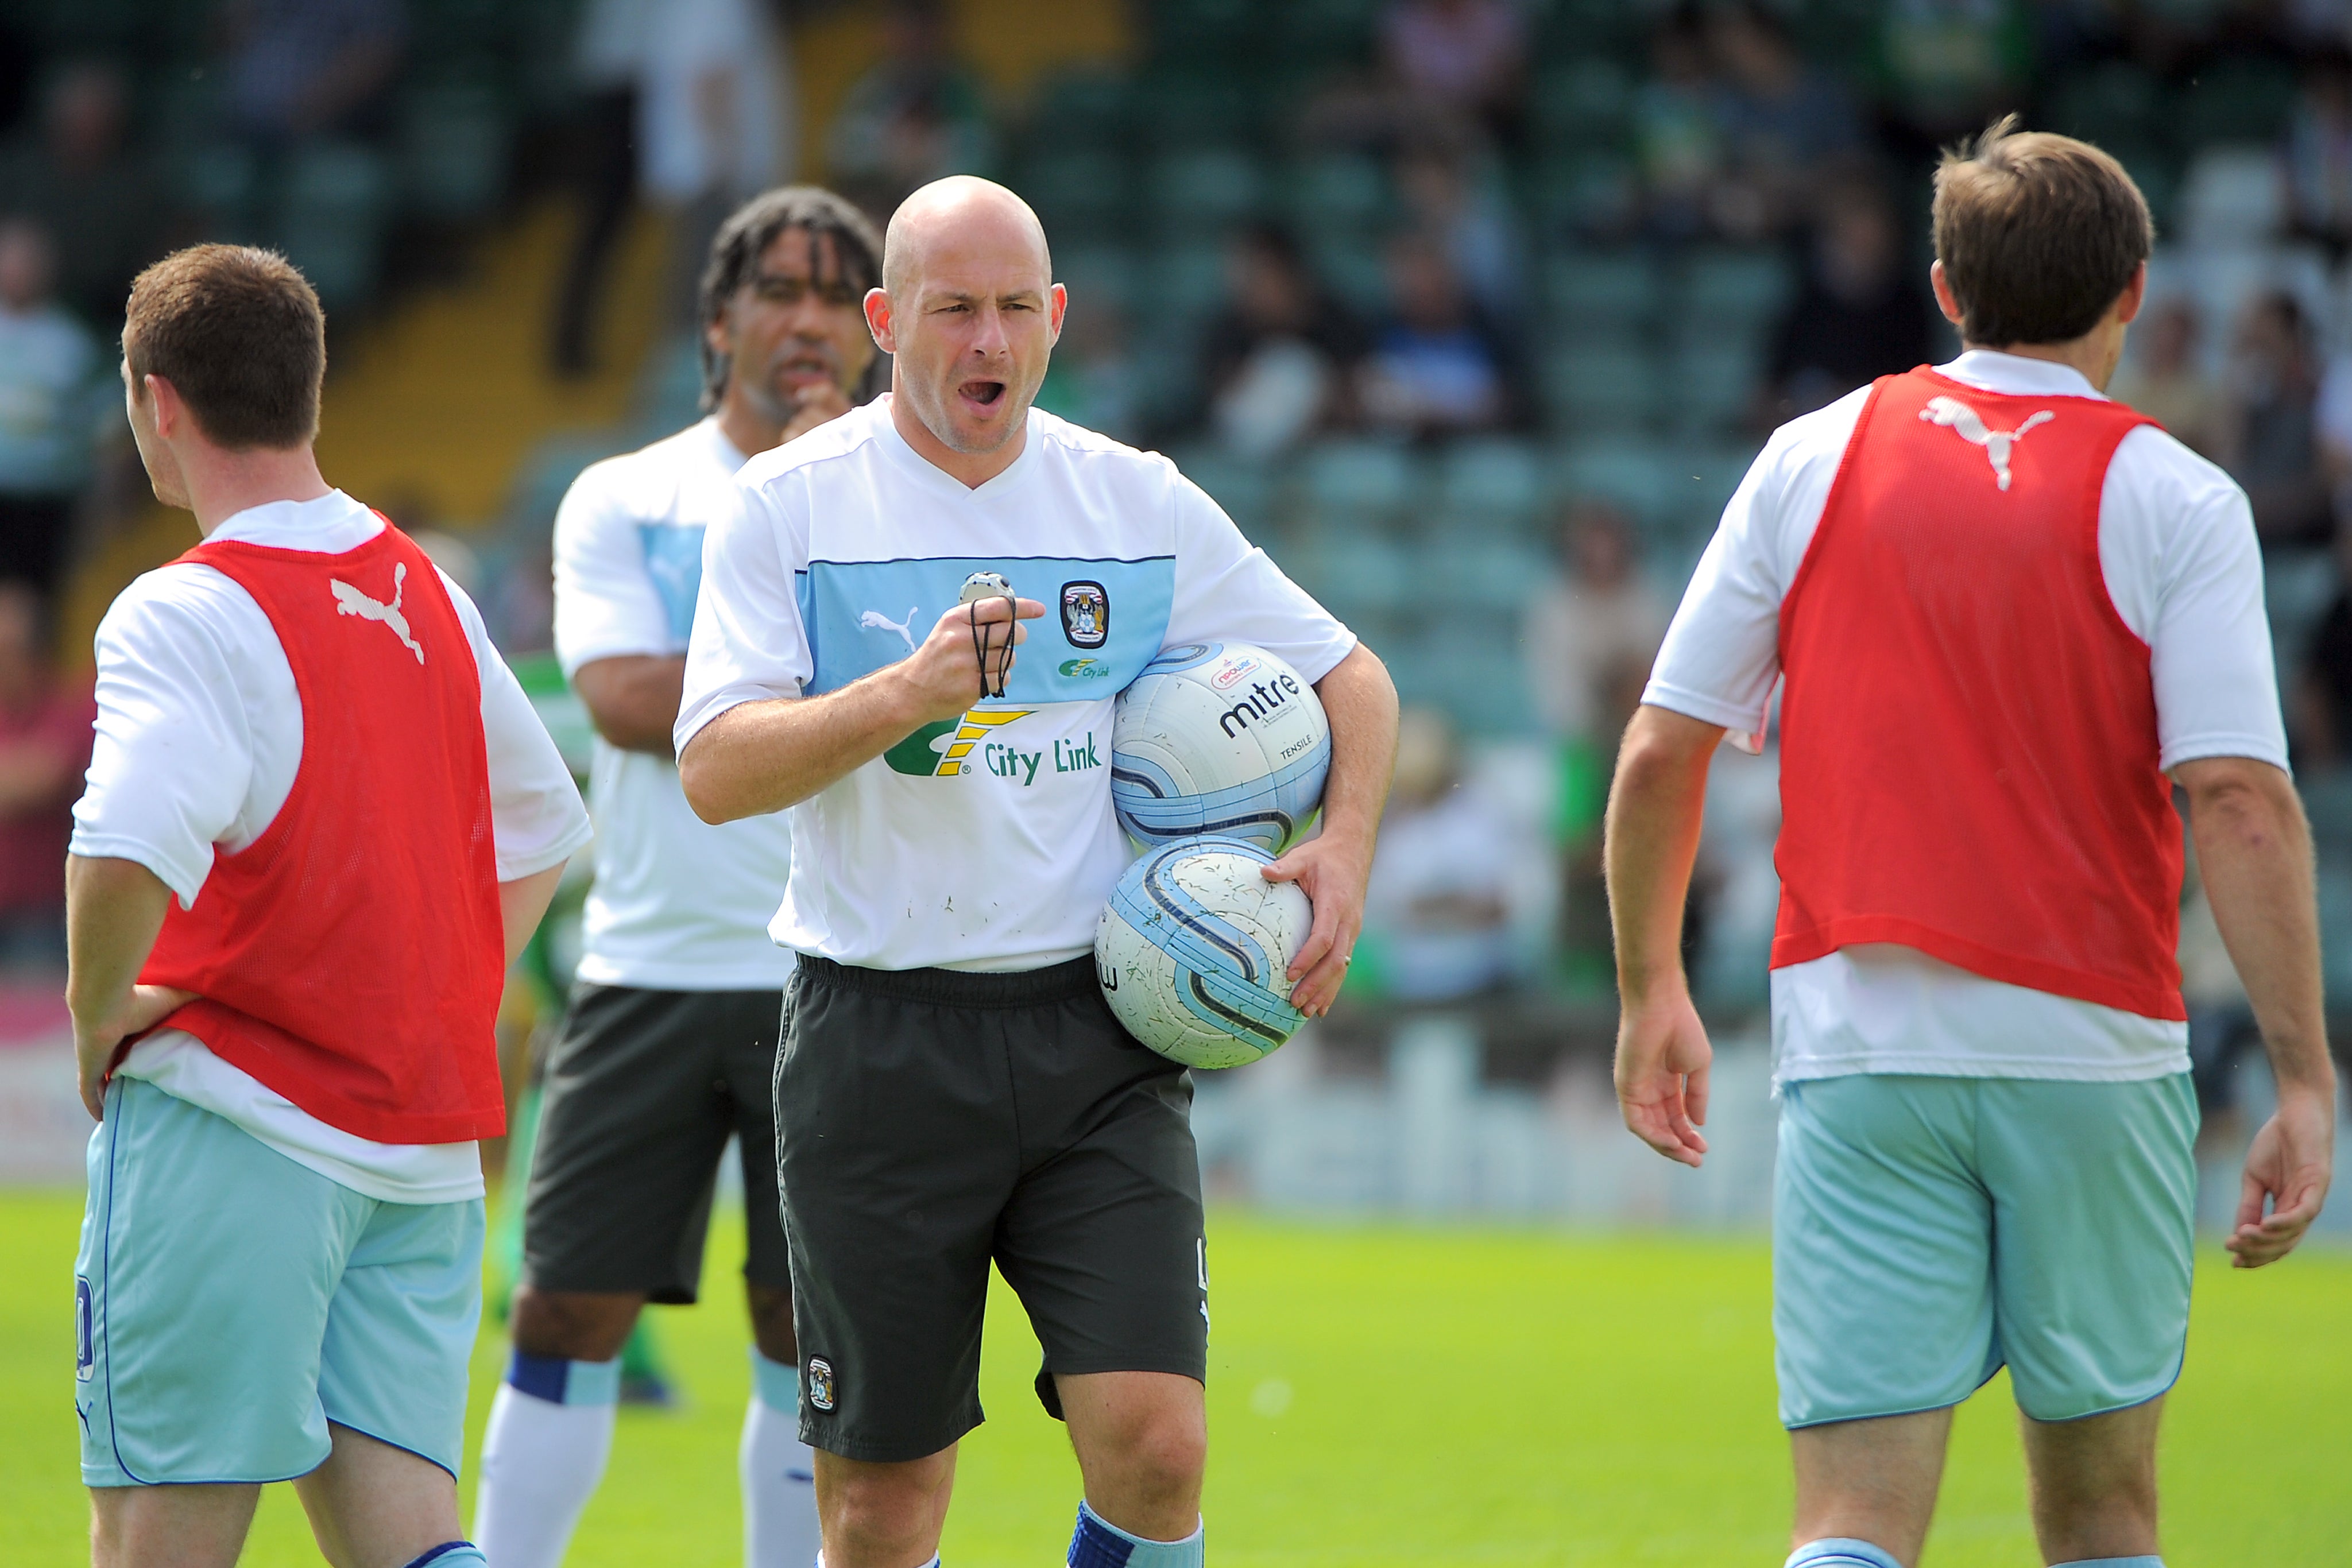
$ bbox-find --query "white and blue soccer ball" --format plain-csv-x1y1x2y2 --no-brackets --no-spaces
1110,642,1330,855
1096,838,1312,1070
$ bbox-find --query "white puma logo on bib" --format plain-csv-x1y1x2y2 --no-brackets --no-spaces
858,605,920,657
330,562,425,664
1919,395,2056,492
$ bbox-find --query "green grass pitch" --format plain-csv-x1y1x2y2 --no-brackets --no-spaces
4,1188,2348,1565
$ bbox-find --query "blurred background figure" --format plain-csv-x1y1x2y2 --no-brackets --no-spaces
1359,706,1518,1002
826,0,994,222
2225,291,2332,552
2110,299,2225,458
0,582,90,972
550,0,653,376
0,218,105,611
1357,233,1525,436
1765,174,1934,420
2287,48,2352,249
1396,135,1523,318
1704,1,1860,241
1525,500,1669,982
221,0,407,147
1035,291,1143,445
0,60,164,328
1380,0,1528,145
1195,226,1363,460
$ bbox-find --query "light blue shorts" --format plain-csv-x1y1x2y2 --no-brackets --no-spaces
1774,1073,2197,1429
76,1077,484,1487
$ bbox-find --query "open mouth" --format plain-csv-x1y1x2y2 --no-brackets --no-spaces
959,380,1007,411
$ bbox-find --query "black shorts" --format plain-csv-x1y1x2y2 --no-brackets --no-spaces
521,984,790,1303
778,955,1208,1462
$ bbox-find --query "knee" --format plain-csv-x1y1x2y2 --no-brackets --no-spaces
508,1287,640,1362
1102,1405,1208,1505
823,1457,950,1552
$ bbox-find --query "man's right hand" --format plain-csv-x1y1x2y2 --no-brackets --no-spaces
1615,989,1713,1168
2229,1083,2335,1268
891,597,1045,725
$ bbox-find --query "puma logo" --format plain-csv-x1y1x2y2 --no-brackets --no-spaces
1919,396,2056,492
858,605,919,657
330,562,424,664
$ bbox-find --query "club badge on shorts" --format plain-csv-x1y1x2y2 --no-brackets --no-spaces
806,1356,837,1412
1061,581,1109,649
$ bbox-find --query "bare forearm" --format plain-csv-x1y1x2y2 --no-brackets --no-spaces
1313,644,1399,850
1604,706,1722,1003
65,855,174,1032
498,863,568,969
2183,760,2332,1094
680,673,927,823
574,655,687,756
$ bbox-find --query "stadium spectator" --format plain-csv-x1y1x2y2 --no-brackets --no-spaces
0,580,91,970
2109,298,2226,458
1705,2,1863,237
221,0,409,142
2223,291,2332,551
1361,706,1517,1002
1764,176,1935,419
2291,522,2352,765
550,0,649,375
1635,10,1728,241
0,218,108,608
1524,498,1669,746
0,60,166,326
1379,0,1529,143
826,0,995,221
1396,138,1525,318
1872,0,2032,148
1357,233,1527,437
2287,49,2352,247
1196,226,1364,459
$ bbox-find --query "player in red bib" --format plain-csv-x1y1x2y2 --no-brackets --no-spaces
1608,124,2333,1568
67,246,590,1568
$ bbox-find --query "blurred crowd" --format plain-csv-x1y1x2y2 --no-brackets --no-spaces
17,0,2352,1017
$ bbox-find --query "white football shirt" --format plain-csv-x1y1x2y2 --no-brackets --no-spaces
678,398,1357,973
1645,350,2287,1086
71,491,593,1202
555,417,796,990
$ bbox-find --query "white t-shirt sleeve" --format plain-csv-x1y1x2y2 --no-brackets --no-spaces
69,573,257,905
1163,470,1357,684
2098,428,2290,773
1643,388,1871,742
675,477,812,753
445,570,594,879
552,460,680,675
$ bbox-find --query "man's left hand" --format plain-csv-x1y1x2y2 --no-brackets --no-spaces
73,985,193,1120
1263,831,1372,1019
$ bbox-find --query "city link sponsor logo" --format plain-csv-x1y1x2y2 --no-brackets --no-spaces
881,708,1103,784
1059,657,1110,678
884,709,1036,777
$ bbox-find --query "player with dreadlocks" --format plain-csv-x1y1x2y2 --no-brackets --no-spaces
472,185,883,1568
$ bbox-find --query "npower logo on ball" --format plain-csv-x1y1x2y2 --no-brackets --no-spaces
883,709,1036,777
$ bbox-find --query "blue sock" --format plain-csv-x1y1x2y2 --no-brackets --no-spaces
1786,1540,1904,1568
402,1545,486,1568
2052,1559,2163,1567
1068,1501,1204,1568
502,1348,622,1406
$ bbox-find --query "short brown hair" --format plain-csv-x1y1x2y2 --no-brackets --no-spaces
1932,117,2153,349
123,245,325,449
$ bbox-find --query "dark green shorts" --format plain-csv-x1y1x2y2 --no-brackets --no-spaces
778,954,1208,1462
521,984,790,1304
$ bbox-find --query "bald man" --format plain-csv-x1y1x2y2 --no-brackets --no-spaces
676,177,1400,1568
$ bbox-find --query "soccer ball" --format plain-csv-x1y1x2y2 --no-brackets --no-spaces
1110,642,1330,854
1096,838,1312,1070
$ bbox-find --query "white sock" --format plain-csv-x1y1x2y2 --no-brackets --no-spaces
742,1350,821,1568
472,1353,621,1568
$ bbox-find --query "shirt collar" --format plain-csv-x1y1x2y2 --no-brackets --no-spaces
872,393,1042,500
208,490,384,552
697,416,751,475
1935,349,2107,402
